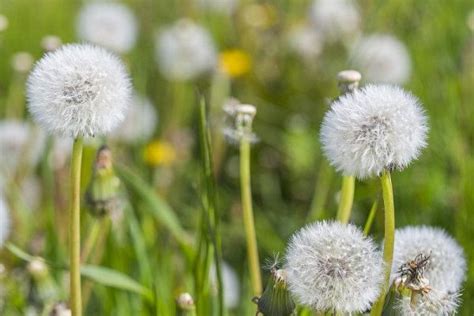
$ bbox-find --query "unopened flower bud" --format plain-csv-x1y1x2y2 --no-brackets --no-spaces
253,267,295,316
177,292,195,312
337,70,361,94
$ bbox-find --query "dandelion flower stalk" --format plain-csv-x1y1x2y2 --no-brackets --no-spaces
70,137,83,316
335,70,361,224
237,104,262,296
370,169,395,315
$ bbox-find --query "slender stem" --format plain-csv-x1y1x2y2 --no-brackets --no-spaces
370,170,395,316
70,137,83,316
307,160,333,222
80,219,102,264
363,200,378,236
336,176,355,223
239,138,262,296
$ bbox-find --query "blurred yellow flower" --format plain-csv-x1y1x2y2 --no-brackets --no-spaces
219,49,251,78
143,140,176,167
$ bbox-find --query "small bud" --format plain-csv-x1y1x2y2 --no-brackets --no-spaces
253,267,295,316
27,257,48,280
177,292,195,313
337,69,361,94
85,145,122,217
41,35,62,52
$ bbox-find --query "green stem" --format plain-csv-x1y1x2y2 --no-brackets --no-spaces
239,138,262,296
307,160,333,222
70,137,83,316
336,176,355,223
363,200,378,236
80,219,102,263
370,170,395,316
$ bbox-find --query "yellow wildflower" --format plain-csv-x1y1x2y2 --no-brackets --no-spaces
219,49,251,78
143,140,176,167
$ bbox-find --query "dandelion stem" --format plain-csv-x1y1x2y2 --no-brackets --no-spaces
335,175,355,223
370,170,395,316
70,137,83,316
363,200,378,236
307,160,333,222
240,137,262,296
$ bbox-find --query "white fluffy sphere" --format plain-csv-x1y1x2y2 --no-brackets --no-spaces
394,290,460,316
285,221,384,313
155,19,217,81
0,120,46,181
27,44,132,137
320,84,428,179
350,34,411,85
288,24,323,61
111,93,158,144
309,0,360,43
392,226,466,294
77,3,138,53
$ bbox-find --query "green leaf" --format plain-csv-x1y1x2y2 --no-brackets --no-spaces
81,265,153,301
115,165,194,257
6,242,37,262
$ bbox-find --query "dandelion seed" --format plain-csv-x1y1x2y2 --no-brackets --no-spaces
350,34,411,84
309,0,360,43
155,19,217,81
284,221,384,312
320,84,428,179
77,2,138,53
27,44,131,137
111,93,158,144
392,226,466,294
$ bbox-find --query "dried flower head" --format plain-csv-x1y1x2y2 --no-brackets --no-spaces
394,253,432,295
27,44,131,137
77,3,138,53
0,120,46,180
394,289,461,316
111,93,158,143
222,103,258,144
309,0,360,43
0,195,11,247
284,221,384,312
350,34,411,84
320,84,428,179
392,226,466,294
155,19,217,81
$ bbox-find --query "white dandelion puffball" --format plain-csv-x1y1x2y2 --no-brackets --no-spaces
0,196,11,247
0,120,46,180
350,34,411,84
155,19,217,81
210,262,240,309
111,93,158,144
320,85,428,179
284,221,384,312
309,0,360,43
27,44,132,138
288,24,323,61
394,290,460,316
392,226,466,294
77,2,138,53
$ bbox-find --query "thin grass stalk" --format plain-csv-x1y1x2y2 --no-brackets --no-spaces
363,199,378,236
370,170,395,315
335,176,355,223
307,160,333,221
70,137,83,316
240,135,262,296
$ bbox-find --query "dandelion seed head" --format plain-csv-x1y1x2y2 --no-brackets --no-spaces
288,23,323,61
111,93,157,144
27,44,131,137
309,0,360,43
155,19,217,81
394,289,461,316
321,84,428,179
210,262,240,309
77,3,138,53
350,34,411,84
392,226,466,294
0,120,46,179
284,221,384,312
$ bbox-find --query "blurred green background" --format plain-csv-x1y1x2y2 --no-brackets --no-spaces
0,0,473,314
